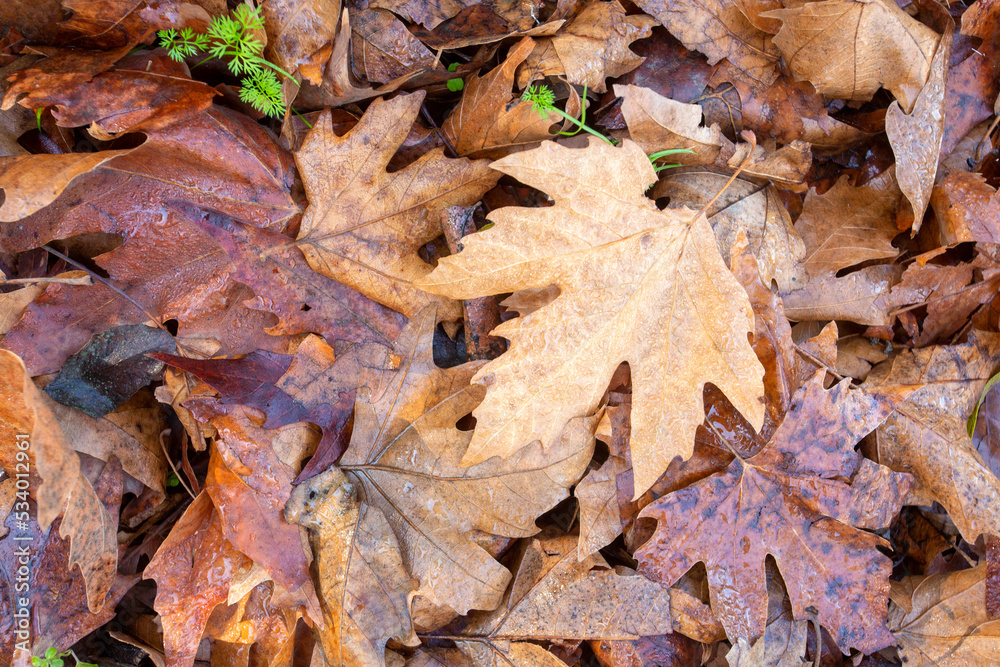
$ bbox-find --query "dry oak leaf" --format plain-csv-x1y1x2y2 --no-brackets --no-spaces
369,0,477,28
285,466,418,667
614,83,723,165
636,374,912,653
339,307,596,615
655,170,806,292
865,332,1000,543
780,264,901,326
456,534,677,665
0,350,119,613
295,91,498,320
442,37,562,159
633,0,780,87
886,29,951,232
513,0,656,94
794,170,901,279
417,138,765,498
887,564,1000,666
763,0,939,111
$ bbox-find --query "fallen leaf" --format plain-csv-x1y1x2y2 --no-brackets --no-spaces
515,1,656,93
294,91,497,319
418,138,765,497
351,8,438,84
0,350,119,612
457,535,676,660
370,0,478,29
1,45,133,111
656,171,807,292
865,333,1000,543
0,149,134,222
262,0,340,86
614,83,723,164
764,0,940,111
144,492,253,667
780,264,901,326
636,374,911,653
930,170,1000,244
888,564,1000,666
886,30,952,231
44,324,175,417
284,466,418,666
442,37,561,158
634,0,780,87
794,171,901,279
340,307,595,614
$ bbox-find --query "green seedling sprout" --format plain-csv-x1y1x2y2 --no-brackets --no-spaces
31,647,97,667
158,5,295,118
447,63,464,92
522,84,693,168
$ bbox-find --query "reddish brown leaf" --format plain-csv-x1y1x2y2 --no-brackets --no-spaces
637,375,911,653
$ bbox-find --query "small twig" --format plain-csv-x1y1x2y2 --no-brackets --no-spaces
793,343,847,382
0,275,92,286
420,104,461,159
693,130,757,221
159,429,196,500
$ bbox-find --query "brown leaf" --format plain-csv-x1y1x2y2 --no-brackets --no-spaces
295,92,497,319
515,1,656,93
0,149,133,222
0,350,119,612
1,45,132,111
614,84,723,164
636,374,911,653
794,171,901,279
418,138,765,497
930,170,1000,244
865,333,1000,542
340,307,595,614
634,0,780,87
201,407,316,592
262,0,341,86
656,171,806,291
0,106,299,374
285,466,418,666
886,30,951,231
351,8,438,85
370,0,478,29
144,492,253,667
888,565,1000,666
780,264,902,326
459,535,675,647
442,37,561,158
764,0,940,111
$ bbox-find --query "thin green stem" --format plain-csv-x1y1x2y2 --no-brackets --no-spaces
550,107,616,145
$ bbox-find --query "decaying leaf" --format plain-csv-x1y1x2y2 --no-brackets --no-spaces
340,308,595,614
634,0,780,87
418,138,765,497
765,0,940,111
866,333,1000,543
442,37,561,158
285,466,418,667
514,1,656,93
888,564,1000,666
614,83,723,164
637,374,911,653
886,30,951,231
262,0,341,86
295,91,498,319
930,170,1000,244
795,171,901,278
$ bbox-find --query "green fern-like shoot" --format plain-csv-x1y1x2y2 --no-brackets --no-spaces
31,647,97,667
158,5,294,118
522,84,693,169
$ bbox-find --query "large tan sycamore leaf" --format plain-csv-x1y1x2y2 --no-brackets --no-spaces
294,91,499,319
417,139,765,498
764,0,939,111
339,307,596,615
